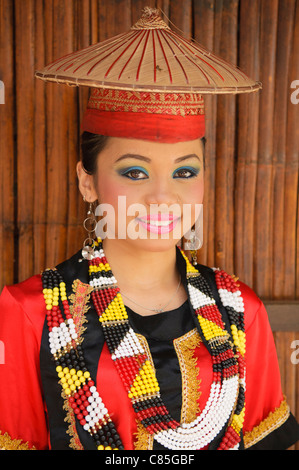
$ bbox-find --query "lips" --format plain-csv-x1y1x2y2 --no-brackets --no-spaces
139,214,176,221
136,214,181,234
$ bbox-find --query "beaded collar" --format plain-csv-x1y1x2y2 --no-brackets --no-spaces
42,238,246,450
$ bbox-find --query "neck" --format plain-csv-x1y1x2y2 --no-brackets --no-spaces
102,239,179,291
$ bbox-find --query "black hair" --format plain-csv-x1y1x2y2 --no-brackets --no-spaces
81,132,110,175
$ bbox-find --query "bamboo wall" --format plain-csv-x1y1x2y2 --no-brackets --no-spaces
0,0,298,447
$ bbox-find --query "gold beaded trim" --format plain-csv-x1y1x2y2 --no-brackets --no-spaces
134,329,202,450
68,279,93,342
133,334,155,450
243,399,290,448
62,279,93,450
0,431,35,450
173,328,202,424
63,395,84,450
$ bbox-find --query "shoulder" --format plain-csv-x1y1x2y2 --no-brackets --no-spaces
0,248,86,320
2,273,43,304
55,249,89,290
0,274,46,334
237,279,265,331
195,262,266,333
3,273,43,298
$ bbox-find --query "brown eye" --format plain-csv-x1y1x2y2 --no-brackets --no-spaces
173,167,199,179
119,167,149,180
176,169,190,178
128,170,144,179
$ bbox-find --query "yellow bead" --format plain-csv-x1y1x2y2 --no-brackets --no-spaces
56,366,62,373
65,388,71,396
83,371,90,379
97,445,105,450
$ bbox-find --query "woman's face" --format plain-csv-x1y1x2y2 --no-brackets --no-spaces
80,137,204,252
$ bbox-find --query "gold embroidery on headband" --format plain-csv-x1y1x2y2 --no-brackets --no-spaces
88,89,205,117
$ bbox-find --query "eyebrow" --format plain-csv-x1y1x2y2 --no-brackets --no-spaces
115,153,201,164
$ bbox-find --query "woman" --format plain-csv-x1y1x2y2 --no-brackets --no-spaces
0,8,298,451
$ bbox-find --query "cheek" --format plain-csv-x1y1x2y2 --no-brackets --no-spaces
96,174,124,205
193,179,204,203
182,176,204,204
181,178,204,232
95,175,140,219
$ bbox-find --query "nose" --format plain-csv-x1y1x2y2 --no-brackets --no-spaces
144,178,180,208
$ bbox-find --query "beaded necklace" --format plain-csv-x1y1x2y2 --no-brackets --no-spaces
42,237,246,450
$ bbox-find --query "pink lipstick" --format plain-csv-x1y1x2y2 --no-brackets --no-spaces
136,214,180,234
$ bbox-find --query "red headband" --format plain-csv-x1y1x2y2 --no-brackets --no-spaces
81,89,205,143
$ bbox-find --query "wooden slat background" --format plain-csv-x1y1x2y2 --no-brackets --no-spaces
0,0,298,448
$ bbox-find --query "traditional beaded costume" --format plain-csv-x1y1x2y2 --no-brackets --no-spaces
0,7,298,451
0,243,298,450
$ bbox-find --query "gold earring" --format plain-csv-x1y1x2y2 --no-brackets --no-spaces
189,229,199,266
80,198,97,261
184,225,202,266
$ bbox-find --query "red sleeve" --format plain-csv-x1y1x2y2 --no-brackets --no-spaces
239,282,289,448
0,275,49,450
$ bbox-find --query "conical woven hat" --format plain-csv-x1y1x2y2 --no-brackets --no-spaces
35,7,261,95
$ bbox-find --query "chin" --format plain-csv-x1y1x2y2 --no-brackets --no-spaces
124,236,180,253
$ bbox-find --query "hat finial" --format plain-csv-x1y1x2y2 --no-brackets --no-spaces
141,6,160,17
131,6,170,30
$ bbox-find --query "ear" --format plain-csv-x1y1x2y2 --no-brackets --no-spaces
76,161,98,202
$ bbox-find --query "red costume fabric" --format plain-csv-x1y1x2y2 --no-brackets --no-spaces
0,256,296,450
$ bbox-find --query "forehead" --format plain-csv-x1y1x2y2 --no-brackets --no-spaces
98,137,204,164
